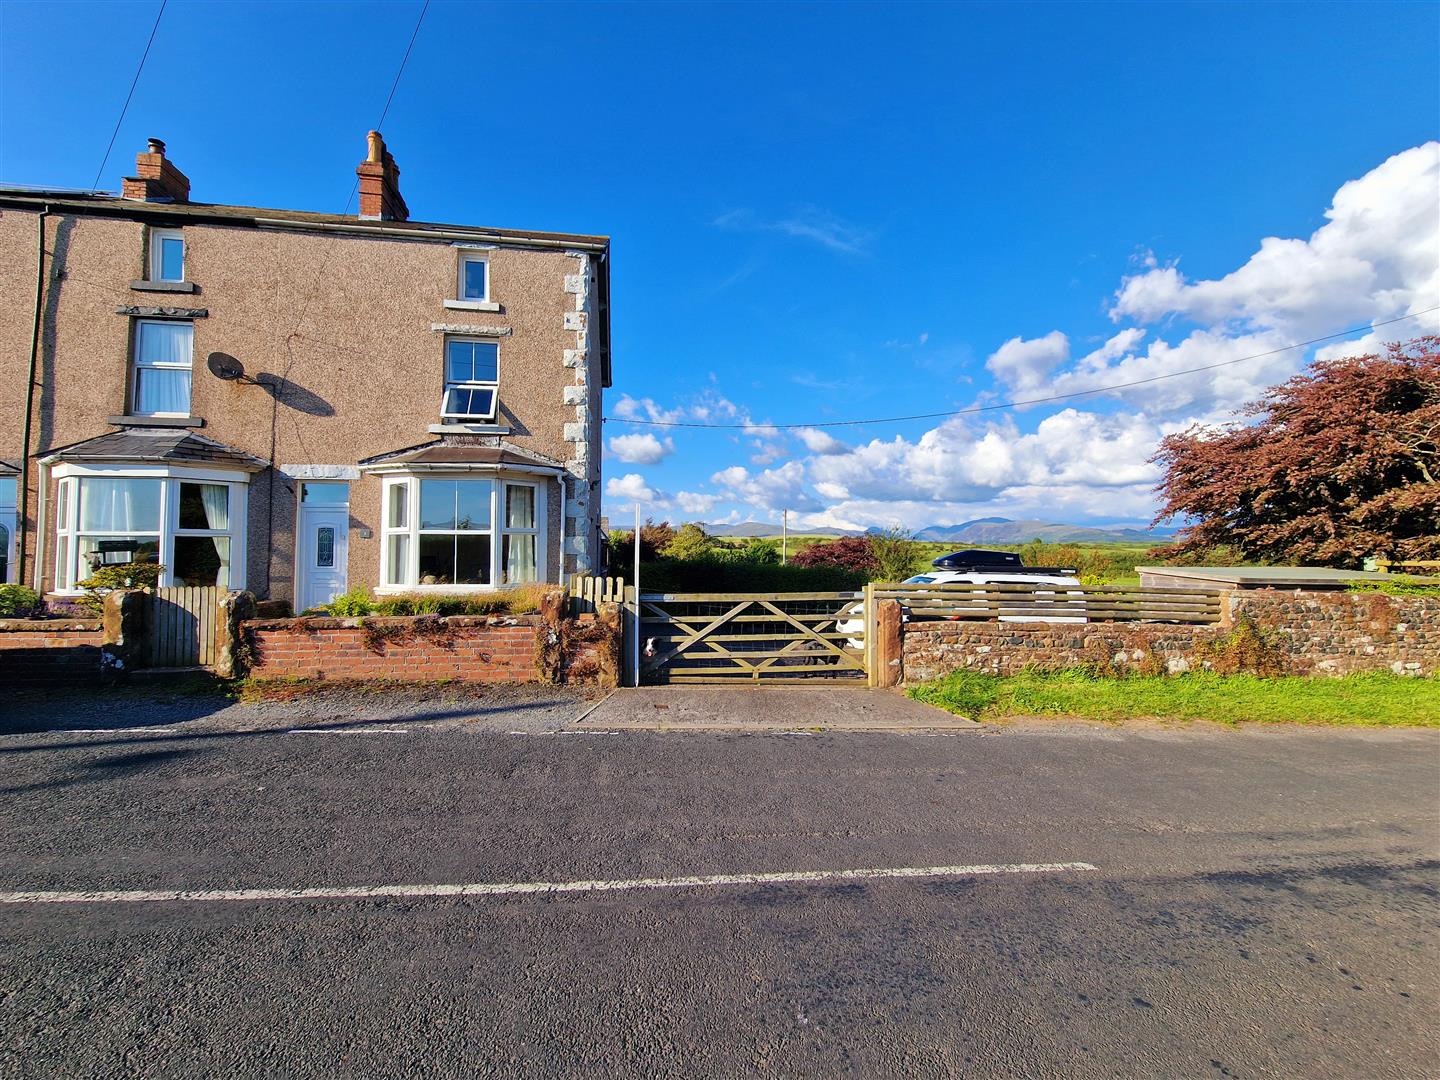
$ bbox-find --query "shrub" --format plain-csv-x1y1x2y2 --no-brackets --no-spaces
662,523,716,561
1348,576,1440,597
323,586,374,617
75,561,162,616
791,535,877,574
608,520,677,572
0,584,43,618
870,527,921,582
635,559,864,593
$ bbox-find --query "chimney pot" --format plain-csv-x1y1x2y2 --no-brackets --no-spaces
148,137,166,155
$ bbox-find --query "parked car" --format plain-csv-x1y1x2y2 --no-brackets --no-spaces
836,549,1086,647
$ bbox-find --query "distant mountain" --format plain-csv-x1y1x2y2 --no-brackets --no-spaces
693,518,1174,543
916,518,1177,544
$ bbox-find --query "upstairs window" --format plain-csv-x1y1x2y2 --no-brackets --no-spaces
132,320,193,416
149,228,185,282
457,253,488,301
441,337,499,421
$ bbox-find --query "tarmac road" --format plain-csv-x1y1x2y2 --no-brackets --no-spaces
0,696,1435,1079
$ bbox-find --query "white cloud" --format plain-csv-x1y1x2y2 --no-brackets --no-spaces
607,432,674,465
605,473,655,503
796,428,850,455
711,461,820,512
986,331,1070,394
714,205,871,255
1111,142,1440,342
611,395,685,425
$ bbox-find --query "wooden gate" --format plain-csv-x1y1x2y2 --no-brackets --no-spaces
638,592,866,684
144,586,221,668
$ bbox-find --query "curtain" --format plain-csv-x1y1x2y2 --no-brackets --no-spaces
199,483,229,530
505,535,536,584
137,321,192,362
135,368,192,414
506,485,534,529
79,478,161,532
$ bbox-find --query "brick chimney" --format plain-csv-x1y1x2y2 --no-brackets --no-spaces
121,138,190,202
356,130,409,222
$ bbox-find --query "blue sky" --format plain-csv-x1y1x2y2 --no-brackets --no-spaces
4,1,1438,531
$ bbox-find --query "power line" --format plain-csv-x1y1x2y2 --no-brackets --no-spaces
91,0,167,192
604,307,1440,430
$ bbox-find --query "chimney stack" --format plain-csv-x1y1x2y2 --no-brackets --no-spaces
121,138,190,202
356,130,409,222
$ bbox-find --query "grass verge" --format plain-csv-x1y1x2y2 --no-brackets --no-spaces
906,668,1440,726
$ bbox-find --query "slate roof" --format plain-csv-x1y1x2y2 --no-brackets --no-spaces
42,430,268,471
358,441,565,472
0,188,608,250
0,458,17,476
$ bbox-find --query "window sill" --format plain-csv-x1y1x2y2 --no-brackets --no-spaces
130,280,198,293
428,422,509,435
443,298,501,313
109,415,205,428
374,584,509,595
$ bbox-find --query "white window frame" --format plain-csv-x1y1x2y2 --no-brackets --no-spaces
378,473,546,591
131,318,194,418
49,464,249,595
440,336,500,422
149,227,185,283
457,252,489,302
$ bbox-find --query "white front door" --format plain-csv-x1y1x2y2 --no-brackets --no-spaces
297,483,349,611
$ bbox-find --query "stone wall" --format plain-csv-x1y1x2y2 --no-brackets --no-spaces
901,589,1439,683
0,618,104,685
1230,590,1438,676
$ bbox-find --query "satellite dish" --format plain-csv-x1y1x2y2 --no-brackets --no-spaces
206,352,247,382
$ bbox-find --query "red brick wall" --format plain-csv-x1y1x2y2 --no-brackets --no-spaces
0,620,104,685
243,615,545,683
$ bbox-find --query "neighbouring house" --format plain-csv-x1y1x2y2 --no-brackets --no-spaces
0,134,610,610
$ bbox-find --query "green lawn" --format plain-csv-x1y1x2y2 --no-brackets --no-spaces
907,669,1440,726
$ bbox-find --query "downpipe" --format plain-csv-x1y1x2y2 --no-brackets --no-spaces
17,206,49,586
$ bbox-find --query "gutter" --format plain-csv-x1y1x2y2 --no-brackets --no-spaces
250,217,608,253
17,205,49,586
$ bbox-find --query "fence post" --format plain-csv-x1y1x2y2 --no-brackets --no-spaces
864,581,876,687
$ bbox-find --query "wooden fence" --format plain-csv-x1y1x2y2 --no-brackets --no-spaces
567,575,630,614
144,586,222,668
867,581,1224,625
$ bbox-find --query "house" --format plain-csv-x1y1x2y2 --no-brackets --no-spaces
0,134,610,611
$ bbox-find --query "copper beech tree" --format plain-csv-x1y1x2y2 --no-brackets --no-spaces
1153,336,1439,567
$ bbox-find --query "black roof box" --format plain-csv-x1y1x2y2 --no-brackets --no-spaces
931,549,1079,575
932,549,1023,570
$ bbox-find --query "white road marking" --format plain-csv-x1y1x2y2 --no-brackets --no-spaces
0,862,1097,906
285,728,410,735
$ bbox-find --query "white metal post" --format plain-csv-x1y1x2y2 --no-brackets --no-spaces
632,503,641,687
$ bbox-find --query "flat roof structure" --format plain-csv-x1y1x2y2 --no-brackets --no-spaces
1136,566,1440,590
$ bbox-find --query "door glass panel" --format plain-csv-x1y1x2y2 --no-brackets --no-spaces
0,478,15,506
0,523,9,584
316,526,335,568
301,483,349,505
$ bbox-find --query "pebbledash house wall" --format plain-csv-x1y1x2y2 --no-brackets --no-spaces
0,146,609,606
901,590,1440,682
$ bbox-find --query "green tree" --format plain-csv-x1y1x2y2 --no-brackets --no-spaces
870,527,920,582
663,523,716,561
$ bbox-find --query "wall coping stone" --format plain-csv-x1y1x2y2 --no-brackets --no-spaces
0,618,102,633
243,614,546,632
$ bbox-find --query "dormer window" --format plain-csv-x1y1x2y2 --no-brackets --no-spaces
441,337,499,421
149,228,184,282
458,253,488,301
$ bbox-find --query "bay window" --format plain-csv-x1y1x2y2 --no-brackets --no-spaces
52,470,246,592
380,475,545,588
